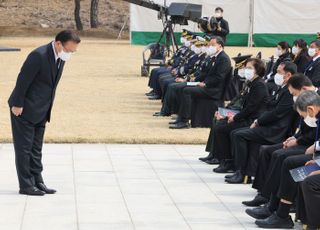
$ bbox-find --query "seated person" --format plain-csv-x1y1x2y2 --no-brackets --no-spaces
199,58,268,170
225,62,297,184
248,91,320,229
243,74,318,208
169,36,232,129
304,40,320,87
292,39,311,73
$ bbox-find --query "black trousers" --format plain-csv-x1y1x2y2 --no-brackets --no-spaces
178,86,215,121
231,127,275,172
161,82,187,115
301,174,320,228
10,112,46,189
261,146,307,198
252,143,284,192
205,119,250,160
276,154,312,202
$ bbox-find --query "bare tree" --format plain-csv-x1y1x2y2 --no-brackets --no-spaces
90,0,99,28
74,0,83,30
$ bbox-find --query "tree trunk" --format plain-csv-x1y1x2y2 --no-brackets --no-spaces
74,0,83,31
90,0,99,28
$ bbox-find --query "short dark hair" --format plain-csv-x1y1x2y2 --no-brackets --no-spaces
211,36,224,47
277,41,290,51
287,73,313,90
215,7,223,12
294,90,320,112
55,30,81,44
310,40,320,49
281,61,297,75
246,58,266,77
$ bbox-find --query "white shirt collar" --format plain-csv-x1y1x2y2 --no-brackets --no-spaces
313,54,320,62
51,41,59,62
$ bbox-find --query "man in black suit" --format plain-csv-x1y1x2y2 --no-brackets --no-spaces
170,36,232,129
304,40,320,87
225,62,297,183
210,7,229,43
8,30,81,196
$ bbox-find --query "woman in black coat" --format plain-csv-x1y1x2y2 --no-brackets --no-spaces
199,58,269,173
292,39,311,73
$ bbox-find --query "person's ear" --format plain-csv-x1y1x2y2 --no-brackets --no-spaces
307,106,316,117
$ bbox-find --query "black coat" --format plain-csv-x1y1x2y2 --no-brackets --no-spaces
295,118,317,146
210,18,229,42
293,51,310,73
233,78,269,122
8,43,65,124
204,50,232,100
255,85,294,143
304,57,320,87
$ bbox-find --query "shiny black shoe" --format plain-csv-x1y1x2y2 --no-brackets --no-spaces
36,183,56,194
225,172,236,179
225,170,244,184
205,158,220,165
153,111,170,117
255,212,294,229
199,153,213,162
169,120,180,125
242,194,269,207
213,160,235,173
148,94,161,100
19,186,45,196
145,90,155,96
169,122,190,129
246,205,272,219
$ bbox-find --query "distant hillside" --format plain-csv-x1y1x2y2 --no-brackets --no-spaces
0,0,130,38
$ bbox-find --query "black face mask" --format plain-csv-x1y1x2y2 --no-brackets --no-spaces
216,17,222,21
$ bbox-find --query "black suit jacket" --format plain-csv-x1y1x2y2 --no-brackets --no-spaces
305,57,320,87
255,85,294,143
8,43,65,124
233,78,269,122
204,51,232,100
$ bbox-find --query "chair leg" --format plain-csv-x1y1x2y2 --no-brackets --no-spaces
243,175,249,184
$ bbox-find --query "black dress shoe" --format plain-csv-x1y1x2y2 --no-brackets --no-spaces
148,95,161,100
145,90,155,96
169,120,179,125
205,158,220,165
153,112,170,117
36,183,57,194
246,205,272,219
242,193,269,207
255,212,294,229
213,160,235,173
169,122,189,129
225,173,235,179
225,170,249,184
199,153,213,162
19,187,45,196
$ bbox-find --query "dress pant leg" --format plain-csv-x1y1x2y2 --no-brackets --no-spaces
10,112,36,189
231,127,271,172
30,119,46,184
252,143,283,192
301,174,320,228
262,146,307,198
215,121,249,160
277,153,312,202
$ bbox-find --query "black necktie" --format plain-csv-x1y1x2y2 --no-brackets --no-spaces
56,58,61,71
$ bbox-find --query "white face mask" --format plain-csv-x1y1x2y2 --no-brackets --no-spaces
180,37,186,45
58,49,72,61
191,45,196,52
185,40,191,47
293,96,298,102
274,73,285,86
292,46,300,55
194,47,201,55
201,46,207,54
244,68,255,81
304,115,318,127
308,48,316,57
238,68,245,78
206,46,217,56
276,49,283,57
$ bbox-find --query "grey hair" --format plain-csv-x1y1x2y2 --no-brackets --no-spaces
294,91,320,112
